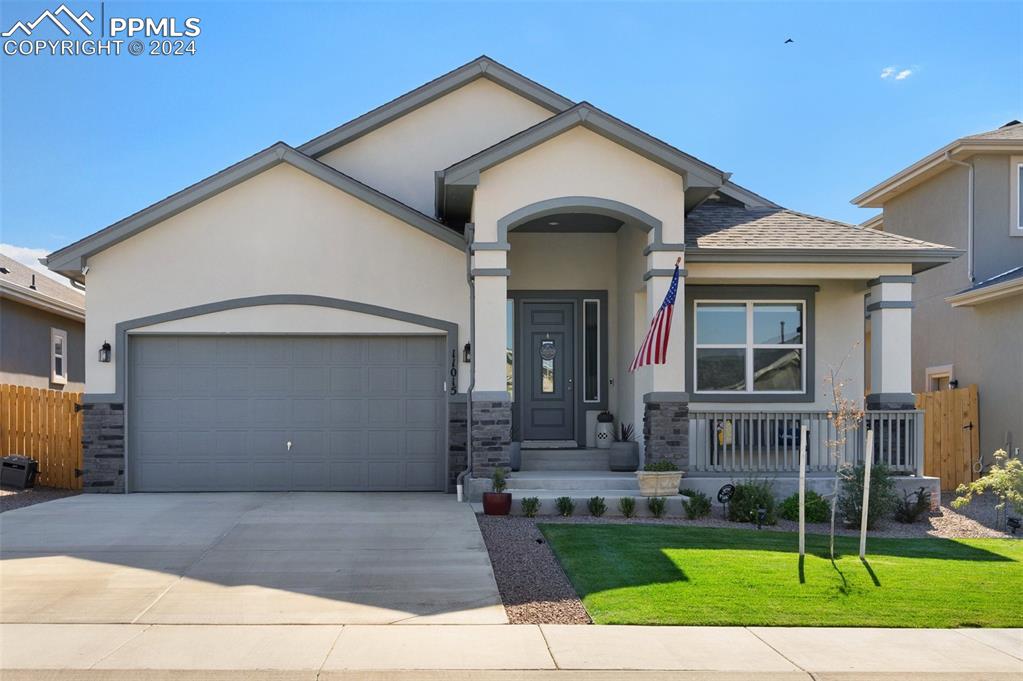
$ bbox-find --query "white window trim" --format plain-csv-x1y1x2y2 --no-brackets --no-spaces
50,327,68,385
925,364,955,391
1011,156,1023,237
693,300,806,395
582,298,601,403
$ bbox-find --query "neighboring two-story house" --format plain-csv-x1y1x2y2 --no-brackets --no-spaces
854,121,1023,461
0,253,85,392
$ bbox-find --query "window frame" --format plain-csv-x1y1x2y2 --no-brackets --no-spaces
582,298,601,403
925,364,955,392
685,285,817,404
693,300,806,396
1011,156,1023,237
50,327,68,385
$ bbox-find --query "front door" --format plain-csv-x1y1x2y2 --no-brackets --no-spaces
521,301,575,441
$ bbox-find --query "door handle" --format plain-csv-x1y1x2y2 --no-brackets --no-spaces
286,441,292,452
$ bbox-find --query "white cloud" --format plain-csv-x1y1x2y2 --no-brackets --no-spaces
880,66,896,79
0,243,76,288
895,69,913,80
881,65,915,81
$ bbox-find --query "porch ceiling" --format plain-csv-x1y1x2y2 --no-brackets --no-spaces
514,212,623,233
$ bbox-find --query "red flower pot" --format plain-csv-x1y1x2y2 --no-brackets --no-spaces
483,492,512,516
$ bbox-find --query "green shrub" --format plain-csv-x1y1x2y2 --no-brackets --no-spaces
618,497,636,518
520,497,540,518
647,496,667,518
837,463,897,529
894,487,931,524
491,468,507,493
588,496,607,517
555,496,575,517
727,479,777,525
644,460,678,472
953,449,1023,518
778,490,831,523
680,489,712,519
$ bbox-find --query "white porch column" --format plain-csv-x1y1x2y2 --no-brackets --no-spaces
866,275,916,410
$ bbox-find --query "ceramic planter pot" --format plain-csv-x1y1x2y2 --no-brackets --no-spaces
636,470,684,497
608,441,639,472
482,492,512,515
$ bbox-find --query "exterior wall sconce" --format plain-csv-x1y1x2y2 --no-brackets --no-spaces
462,343,471,364
99,341,112,363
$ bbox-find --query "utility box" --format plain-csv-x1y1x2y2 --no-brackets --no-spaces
1,455,38,489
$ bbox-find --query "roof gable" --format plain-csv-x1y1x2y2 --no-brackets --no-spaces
45,143,463,281
299,56,574,158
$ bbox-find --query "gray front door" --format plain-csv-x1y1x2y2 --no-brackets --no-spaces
520,302,575,441
128,335,446,492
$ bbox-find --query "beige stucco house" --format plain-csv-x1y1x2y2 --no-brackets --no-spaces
854,120,1023,463
45,57,959,500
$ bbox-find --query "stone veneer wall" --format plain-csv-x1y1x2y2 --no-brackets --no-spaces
448,400,468,489
643,400,689,469
470,400,512,478
81,402,125,493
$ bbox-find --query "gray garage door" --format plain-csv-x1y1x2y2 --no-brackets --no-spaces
128,335,446,492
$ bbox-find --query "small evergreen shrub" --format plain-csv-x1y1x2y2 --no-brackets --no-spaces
588,496,607,517
894,486,931,524
490,468,507,493
618,497,636,518
727,479,777,525
520,497,540,518
644,460,679,472
837,463,898,529
647,496,668,518
779,490,831,523
555,496,575,517
680,489,712,519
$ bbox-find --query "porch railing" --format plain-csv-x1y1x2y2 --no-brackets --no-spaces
687,409,924,476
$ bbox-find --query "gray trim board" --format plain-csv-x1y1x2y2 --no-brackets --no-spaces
471,391,513,402
441,102,726,190
866,301,914,312
643,392,690,403
45,143,464,280
685,285,817,404
471,268,511,277
643,268,687,281
865,392,918,410
685,247,964,273
507,290,609,444
471,242,511,252
643,244,685,256
298,56,574,157
867,275,917,286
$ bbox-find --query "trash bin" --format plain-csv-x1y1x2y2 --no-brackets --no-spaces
0,455,38,489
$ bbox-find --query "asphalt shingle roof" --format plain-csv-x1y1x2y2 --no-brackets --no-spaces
963,120,1023,141
685,203,954,251
0,253,84,309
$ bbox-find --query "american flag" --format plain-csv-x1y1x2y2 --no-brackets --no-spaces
629,261,680,372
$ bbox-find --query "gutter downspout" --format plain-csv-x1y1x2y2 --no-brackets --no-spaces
456,224,476,502
945,152,975,283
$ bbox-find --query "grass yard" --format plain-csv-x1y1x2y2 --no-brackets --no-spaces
539,524,1022,627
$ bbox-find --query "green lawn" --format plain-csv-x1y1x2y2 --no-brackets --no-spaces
539,524,1023,627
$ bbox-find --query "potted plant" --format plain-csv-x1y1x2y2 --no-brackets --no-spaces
596,411,615,450
482,468,512,515
637,460,683,497
609,423,639,472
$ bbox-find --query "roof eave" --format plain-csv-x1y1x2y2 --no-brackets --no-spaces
0,281,85,322
946,276,1023,307
853,139,1023,207
298,56,574,158
686,247,964,273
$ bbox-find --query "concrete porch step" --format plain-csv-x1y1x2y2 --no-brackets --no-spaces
519,448,611,471
507,471,639,491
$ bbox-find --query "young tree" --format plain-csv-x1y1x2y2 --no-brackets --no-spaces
823,344,864,560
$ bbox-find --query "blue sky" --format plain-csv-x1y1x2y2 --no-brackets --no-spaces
2,1,1021,272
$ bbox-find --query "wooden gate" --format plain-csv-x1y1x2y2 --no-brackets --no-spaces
0,385,84,490
916,385,980,491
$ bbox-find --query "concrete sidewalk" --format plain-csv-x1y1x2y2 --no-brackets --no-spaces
1,624,1019,679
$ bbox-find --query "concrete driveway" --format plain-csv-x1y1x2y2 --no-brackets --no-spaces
0,493,505,625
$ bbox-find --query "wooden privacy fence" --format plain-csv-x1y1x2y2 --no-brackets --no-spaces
916,384,980,491
0,385,83,490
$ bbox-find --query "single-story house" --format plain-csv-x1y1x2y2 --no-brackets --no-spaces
45,56,961,497
1,253,85,391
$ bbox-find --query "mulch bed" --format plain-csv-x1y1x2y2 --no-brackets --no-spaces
476,514,591,625
0,485,79,513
